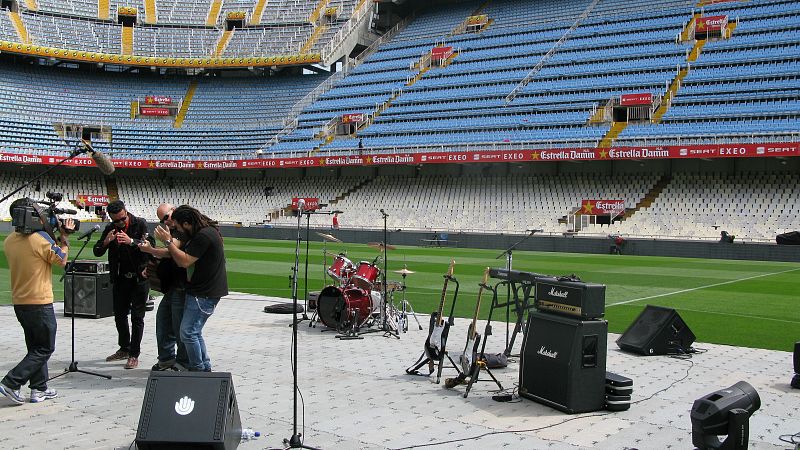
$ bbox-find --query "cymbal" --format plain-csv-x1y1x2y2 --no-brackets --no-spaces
316,232,342,243
323,250,345,257
393,268,415,275
367,242,397,251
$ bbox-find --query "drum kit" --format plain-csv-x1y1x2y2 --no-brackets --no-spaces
312,232,422,336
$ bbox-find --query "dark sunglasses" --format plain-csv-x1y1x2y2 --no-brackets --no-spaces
112,214,128,224
160,214,170,224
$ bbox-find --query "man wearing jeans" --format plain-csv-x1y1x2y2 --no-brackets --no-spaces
1,198,72,405
138,203,188,371
154,205,227,372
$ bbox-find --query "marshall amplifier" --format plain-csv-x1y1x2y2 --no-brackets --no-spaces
519,311,607,414
70,259,109,274
534,276,605,319
136,371,242,450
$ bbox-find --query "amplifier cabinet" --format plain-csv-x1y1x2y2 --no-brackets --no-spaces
534,277,605,320
519,311,608,413
64,272,113,319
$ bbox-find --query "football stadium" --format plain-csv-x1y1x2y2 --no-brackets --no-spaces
0,0,799,448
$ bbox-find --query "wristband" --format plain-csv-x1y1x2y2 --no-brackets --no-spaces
165,239,174,246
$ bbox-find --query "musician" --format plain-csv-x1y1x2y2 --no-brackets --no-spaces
1,199,72,405
154,205,228,372
93,200,153,370
138,203,189,371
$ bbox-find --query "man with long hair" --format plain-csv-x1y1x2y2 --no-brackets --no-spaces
154,205,227,372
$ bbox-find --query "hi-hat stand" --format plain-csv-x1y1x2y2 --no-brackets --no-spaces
495,229,539,356
359,209,399,339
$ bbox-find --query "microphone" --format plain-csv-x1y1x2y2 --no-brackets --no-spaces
297,198,306,212
83,140,115,175
380,208,388,217
76,224,101,241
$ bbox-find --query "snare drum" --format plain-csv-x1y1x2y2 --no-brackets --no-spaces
317,285,373,330
327,254,355,283
351,261,381,290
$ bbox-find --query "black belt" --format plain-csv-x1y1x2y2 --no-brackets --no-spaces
122,272,138,279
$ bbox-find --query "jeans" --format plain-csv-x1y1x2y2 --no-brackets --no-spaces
112,277,149,357
181,294,219,371
155,287,188,366
2,304,57,391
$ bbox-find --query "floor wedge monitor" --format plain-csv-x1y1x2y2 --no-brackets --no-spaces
616,305,695,356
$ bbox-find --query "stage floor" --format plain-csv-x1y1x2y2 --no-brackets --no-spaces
0,293,797,450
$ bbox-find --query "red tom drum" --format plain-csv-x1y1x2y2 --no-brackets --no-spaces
327,255,354,283
351,261,381,290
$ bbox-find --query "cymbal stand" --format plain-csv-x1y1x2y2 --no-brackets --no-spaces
397,273,422,332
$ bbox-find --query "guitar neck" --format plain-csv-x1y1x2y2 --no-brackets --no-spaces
435,260,455,326
468,267,490,339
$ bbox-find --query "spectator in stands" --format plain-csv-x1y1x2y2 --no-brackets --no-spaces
138,203,189,371
358,138,364,156
1,199,72,405
332,213,339,230
93,200,153,370
154,206,228,372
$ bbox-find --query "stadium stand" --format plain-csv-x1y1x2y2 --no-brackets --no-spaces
0,0,798,242
0,170,105,224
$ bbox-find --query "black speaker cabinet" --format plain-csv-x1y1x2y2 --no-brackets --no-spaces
136,371,242,450
794,341,800,374
64,272,113,319
616,305,695,355
519,311,608,414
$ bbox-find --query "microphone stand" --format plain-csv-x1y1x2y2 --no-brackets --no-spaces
291,209,339,328
49,229,111,381
285,206,319,450
380,209,398,339
495,229,537,355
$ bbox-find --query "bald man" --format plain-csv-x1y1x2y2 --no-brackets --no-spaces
139,203,188,371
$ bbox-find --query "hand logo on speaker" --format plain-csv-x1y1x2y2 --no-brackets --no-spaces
174,396,195,416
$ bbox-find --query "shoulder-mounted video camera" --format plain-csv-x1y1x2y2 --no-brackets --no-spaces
11,192,81,235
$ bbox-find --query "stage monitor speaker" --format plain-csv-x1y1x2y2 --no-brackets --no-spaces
136,371,242,450
64,272,113,319
519,311,608,414
776,230,800,245
616,305,695,356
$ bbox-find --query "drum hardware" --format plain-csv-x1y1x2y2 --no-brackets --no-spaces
395,264,422,332
316,232,342,243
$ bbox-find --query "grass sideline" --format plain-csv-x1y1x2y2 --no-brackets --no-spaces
1,235,798,351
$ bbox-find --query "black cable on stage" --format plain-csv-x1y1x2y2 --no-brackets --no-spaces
289,318,307,445
778,431,800,446
392,354,698,450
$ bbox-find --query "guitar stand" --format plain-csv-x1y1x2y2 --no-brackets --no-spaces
463,284,503,398
463,360,503,398
405,275,460,384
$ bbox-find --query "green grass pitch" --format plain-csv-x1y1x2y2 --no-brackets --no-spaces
1,235,798,351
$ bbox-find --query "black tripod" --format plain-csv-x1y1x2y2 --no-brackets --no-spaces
284,204,319,450
50,229,111,381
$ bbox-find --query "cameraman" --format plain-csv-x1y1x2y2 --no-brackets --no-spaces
93,200,153,370
1,198,73,405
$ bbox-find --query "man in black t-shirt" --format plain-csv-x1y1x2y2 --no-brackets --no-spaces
154,205,227,372
93,200,154,370
138,203,189,371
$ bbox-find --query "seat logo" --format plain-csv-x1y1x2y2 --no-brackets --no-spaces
175,396,195,416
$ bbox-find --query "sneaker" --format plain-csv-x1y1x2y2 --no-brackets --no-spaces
151,360,175,371
125,357,139,369
105,350,129,362
0,382,24,405
30,388,58,403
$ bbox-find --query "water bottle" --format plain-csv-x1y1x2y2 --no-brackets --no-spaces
241,428,261,441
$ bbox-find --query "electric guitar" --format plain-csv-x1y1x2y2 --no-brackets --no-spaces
459,267,490,377
424,259,455,360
